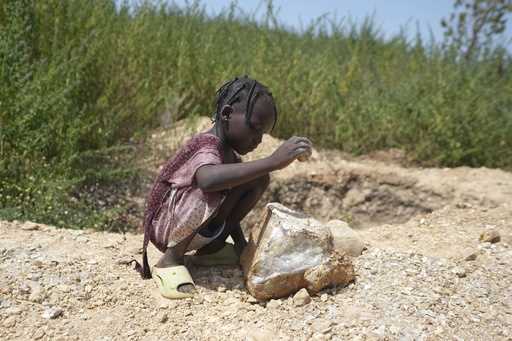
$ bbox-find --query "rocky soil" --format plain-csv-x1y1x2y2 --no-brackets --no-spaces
1,118,512,340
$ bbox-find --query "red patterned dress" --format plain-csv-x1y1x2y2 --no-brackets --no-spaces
133,132,228,278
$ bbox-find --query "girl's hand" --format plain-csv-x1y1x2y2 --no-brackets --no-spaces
270,136,313,170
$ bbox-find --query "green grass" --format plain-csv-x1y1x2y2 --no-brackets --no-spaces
1,0,511,229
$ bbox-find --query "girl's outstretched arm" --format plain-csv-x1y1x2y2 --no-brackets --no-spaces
196,136,312,192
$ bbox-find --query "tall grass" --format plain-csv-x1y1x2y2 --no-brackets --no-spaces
1,0,511,229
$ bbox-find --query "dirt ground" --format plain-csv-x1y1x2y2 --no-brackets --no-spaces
1,118,511,340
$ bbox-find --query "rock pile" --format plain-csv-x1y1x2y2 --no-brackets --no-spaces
240,203,355,300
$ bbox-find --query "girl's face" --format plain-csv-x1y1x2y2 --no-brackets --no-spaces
222,97,276,155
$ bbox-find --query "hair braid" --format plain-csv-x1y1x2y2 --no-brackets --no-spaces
212,76,278,130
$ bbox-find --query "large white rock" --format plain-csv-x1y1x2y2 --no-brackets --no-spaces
326,220,365,257
240,203,355,301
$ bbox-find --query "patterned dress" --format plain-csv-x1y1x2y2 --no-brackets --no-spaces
133,132,230,278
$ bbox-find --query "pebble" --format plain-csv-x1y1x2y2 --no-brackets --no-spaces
293,288,311,307
2,316,17,328
245,328,275,341
27,282,44,303
5,306,23,316
479,229,501,243
19,282,31,294
312,319,333,334
453,267,467,278
158,312,168,323
76,236,89,243
266,299,281,309
57,284,71,293
311,332,330,341
462,248,478,261
33,329,45,340
21,222,40,231
28,273,42,281
42,307,64,319
33,260,44,268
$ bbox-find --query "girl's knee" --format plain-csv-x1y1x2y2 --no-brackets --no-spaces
247,174,270,194
227,174,270,199
258,174,270,190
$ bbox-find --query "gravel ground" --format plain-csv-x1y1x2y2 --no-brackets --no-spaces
1,206,511,340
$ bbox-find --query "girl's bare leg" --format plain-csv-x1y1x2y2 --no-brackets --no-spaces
196,174,270,255
154,232,197,293
153,174,269,293
155,232,196,268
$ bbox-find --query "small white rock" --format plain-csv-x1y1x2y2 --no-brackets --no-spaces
42,307,63,319
312,319,333,334
266,299,281,309
5,306,23,316
293,288,311,307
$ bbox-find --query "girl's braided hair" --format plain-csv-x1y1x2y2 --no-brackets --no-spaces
211,76,277,131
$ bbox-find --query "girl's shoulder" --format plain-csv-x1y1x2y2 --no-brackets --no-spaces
172,132,221,156
187,132,221,150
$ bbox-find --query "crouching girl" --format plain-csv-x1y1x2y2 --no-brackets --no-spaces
133,76,312,299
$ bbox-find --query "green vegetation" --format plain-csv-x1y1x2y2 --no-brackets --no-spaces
1,0,511,229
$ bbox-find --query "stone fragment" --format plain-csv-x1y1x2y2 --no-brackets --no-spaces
5,306,23,316
19,281,32,294
2,316,17,328
245,328,275,341
462,248,478,261
26,281,44,303
158,312,168,323
453,267,467,278
293,288,311,307
303,254,355,293
311,333,329,341
28,273,42,281
33,329,45,340
480,229,501,243
312,319,333,334
21,222,40,231
241,203,355,301
42,307,63,319
266,299,281,309
326,220,365,256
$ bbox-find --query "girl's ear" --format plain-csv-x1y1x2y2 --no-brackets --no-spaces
220,105,234,121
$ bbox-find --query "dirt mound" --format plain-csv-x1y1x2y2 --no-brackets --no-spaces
143,117,512,229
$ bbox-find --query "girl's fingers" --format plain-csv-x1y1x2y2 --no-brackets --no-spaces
289,136,312,146
295,137,313,147
295,141,312,150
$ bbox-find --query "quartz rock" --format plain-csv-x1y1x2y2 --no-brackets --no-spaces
241,203,355,301
326,220,365,256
